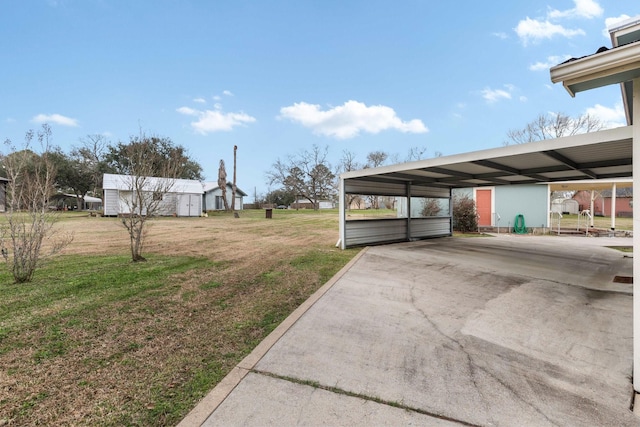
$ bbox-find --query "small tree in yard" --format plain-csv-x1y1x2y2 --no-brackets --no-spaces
452,194,477,233
117,132,186,262
0,125,73,283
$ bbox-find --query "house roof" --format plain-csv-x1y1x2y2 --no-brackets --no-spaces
610,15,640,124
50,193,103,203
202,181,248,196
340,126,632,192
549,40,640,101
103,173,204,193
550,15,640,123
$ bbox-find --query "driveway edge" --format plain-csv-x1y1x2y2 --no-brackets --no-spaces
177,248,368,427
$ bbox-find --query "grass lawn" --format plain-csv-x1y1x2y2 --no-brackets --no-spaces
0,209,359,426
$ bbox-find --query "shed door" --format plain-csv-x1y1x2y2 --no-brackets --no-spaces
178,194,197,217
476,189,492,226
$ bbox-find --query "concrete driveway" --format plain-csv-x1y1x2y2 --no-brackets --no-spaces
180,234,637,426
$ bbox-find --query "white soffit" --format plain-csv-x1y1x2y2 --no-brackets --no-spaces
548,178,632,192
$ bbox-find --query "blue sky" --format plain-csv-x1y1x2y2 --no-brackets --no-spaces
1,0,638,200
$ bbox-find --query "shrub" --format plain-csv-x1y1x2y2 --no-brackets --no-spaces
453,195,477,232
420,198,442,217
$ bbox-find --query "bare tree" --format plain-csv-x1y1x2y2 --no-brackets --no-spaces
366,150,388,168
338,150,363,210
504,112,605,145
217,159,229,211
405,146,428,162
0,125,73,283
118,132,186,262
421,198,442,216
364,151,388,209
73,134,109,197
267,145,335,211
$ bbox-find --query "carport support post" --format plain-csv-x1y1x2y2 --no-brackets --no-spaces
590,190,595,228
634,77,640,393
610,182,616,230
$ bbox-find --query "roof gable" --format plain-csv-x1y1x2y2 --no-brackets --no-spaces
202,181,248,196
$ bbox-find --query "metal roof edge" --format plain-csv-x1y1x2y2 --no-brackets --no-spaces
340,126,633,180
550,41,640,88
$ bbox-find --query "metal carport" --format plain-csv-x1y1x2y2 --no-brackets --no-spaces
338,125,632,249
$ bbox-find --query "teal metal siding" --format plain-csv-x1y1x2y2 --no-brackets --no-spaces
495,185,548,229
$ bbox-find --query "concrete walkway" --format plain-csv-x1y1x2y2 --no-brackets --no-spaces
179,234,638,426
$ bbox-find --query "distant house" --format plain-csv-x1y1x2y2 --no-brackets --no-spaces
291,198,335,210
573,188,633,217
50,193,103,211
550,198,579,215
102,173,203,217
202,182,247,211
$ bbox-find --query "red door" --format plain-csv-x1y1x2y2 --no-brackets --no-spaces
476,189,492,226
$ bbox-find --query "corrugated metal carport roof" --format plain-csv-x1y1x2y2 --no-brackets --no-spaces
340,126,632,190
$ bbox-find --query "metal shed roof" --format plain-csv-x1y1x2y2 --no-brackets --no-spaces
103,173,204,194
340,126,632,191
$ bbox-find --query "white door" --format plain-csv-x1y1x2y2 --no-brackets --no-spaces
178,194,199,216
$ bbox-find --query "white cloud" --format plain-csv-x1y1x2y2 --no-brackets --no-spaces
279,100,428,139
585,103,626,129
515,1,602,44
177,106,256,134
31,113,79,127
177,106,198,116
223,90,234,97
529,55,572,71
515,17,585,45
193,97,206,104
481,86,513,103
493,32,508,40
548,0,603,20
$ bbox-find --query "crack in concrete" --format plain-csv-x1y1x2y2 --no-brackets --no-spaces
408,284,562,427
251,369,483,427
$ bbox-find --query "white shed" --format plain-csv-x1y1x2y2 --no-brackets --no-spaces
103,173,203,217
202,182,247,211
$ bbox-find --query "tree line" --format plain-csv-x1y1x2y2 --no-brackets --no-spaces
264,144,433,210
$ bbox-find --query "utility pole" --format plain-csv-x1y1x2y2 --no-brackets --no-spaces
231,145,238,213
